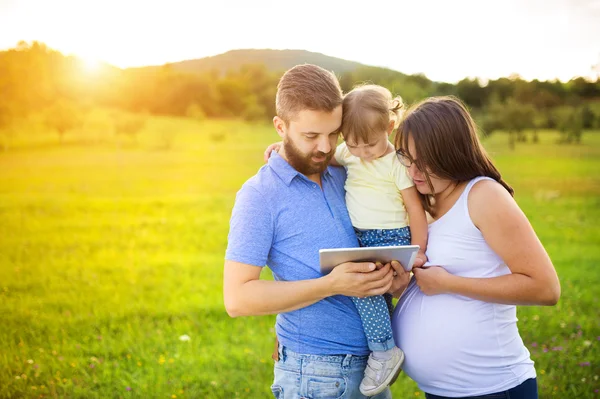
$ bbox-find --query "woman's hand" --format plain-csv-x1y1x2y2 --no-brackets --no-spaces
326,262,394,298
264,141,283,162
412,266,453,296
388,261,412,298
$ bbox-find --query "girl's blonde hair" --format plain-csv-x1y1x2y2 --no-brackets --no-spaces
341,84,403,144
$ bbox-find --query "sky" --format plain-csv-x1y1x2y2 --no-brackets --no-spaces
0,0,599,83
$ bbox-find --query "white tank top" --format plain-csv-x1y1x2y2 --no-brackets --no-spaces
392,177,536,397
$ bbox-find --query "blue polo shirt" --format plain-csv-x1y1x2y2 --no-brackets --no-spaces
225,152,369,355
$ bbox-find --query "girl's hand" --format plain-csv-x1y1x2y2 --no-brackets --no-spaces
264,141,283,162
412,266,453,296
413,251,428,268
388,260,412,298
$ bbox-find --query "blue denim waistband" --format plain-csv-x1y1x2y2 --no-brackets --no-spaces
278,345,369,367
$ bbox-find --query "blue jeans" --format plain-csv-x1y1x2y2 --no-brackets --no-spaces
424,378,538,399
352,226,411,352
271,345,392,399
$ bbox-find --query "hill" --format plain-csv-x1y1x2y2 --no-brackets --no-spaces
130,49,379,75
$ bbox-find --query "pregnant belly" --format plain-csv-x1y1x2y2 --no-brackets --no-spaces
391,282,523,391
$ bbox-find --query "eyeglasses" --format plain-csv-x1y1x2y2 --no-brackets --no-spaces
396,150,416,169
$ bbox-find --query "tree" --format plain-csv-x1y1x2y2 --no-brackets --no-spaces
503,99,534,145
555,106,583,144
531,110,547,143
581,105,595,129
478,94,505,138
433,82,456,97
217,78,250,118
482,97,535,149
83,108,113,143
0,101,16,151
113,112,146,145
241,95,267,121
45,101,82,143
456,78,486,108
485,78,514,103
186,103,206,121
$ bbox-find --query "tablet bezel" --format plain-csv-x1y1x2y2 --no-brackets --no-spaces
319,245,420,274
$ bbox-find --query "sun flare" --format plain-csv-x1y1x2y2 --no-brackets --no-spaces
78,55,102,74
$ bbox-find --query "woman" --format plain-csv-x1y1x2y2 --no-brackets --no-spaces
389,96,560,399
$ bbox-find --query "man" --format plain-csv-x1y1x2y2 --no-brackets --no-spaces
224,64,408,398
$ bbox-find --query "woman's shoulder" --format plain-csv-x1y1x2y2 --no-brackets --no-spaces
467,178,516,226
468,178,508,202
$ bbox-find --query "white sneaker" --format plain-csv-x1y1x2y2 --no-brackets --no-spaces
359,347,405,397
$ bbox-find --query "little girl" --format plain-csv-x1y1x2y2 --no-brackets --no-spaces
265,84,428,397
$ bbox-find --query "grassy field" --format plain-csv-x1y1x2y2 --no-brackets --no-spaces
0,118,599,398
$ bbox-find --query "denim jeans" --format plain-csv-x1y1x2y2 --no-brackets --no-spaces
271,345,392,399
424,378,538,399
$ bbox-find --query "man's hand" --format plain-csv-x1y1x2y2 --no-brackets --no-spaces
326,262,394,298
264,141,283,162
412,266,453,296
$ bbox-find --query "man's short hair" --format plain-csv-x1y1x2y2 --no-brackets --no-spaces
276,64,343,124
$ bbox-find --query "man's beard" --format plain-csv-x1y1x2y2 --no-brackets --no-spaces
283,137,333,176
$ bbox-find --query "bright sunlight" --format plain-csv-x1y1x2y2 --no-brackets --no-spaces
78,55,102,74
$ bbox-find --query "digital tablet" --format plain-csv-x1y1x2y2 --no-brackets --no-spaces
319,245,420,274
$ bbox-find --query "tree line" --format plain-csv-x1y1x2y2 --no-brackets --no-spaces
1,41,599,147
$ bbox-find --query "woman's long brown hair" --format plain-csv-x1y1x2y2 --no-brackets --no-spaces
395,96,513,216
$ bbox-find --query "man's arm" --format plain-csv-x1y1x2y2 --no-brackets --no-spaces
224,260,395,317
224,182,394,317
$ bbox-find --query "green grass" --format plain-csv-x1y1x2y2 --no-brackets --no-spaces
0,120,598,398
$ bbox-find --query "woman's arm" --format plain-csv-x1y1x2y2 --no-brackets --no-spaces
413,180,560,306
401,186,428,267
